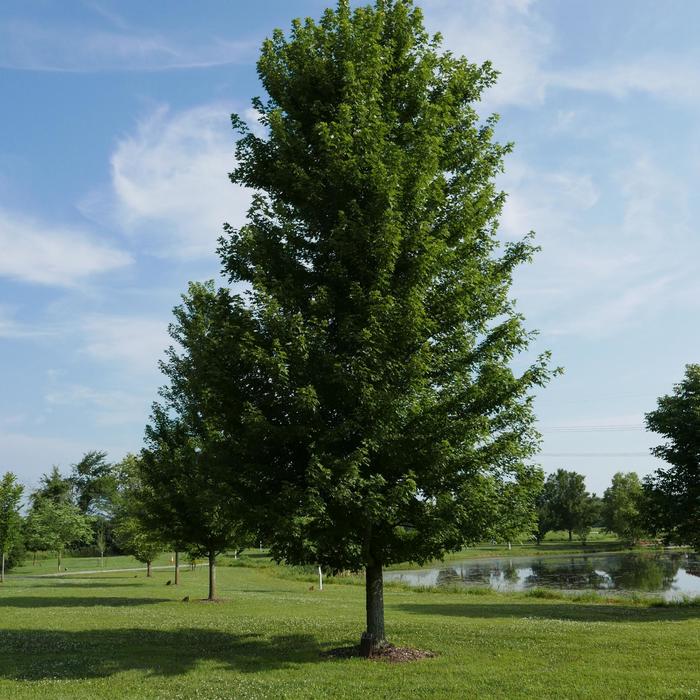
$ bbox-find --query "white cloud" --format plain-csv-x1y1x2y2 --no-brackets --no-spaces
0,207,132,286
45,383,153,427
421,0,700,107
0,20,255,72
86,104,250,259
503,149,697,337
80,314,170,374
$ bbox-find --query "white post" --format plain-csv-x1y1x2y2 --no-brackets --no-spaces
318,566,323,591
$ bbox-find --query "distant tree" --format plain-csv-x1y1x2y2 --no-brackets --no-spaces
220,0,554,654
113,513,162,577
0,472,24,582
30,466,72,507
573,494,601,545
533,478,558,545
113,454,163,577
644,364,700,550
602,472,646,545
545,470,598,542
27,500,93,571
141,282,254,600
95,519,108,567
69,451,117,516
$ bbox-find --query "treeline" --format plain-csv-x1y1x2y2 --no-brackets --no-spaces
0,448,251,598
535,469,650,546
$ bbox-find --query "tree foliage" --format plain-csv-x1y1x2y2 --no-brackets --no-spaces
601,472,646,545
140,282,256,599
0,471,24,581
112,455,163,576
540,470,598,543
70,451,117,517
25,500,93,571
30,466,72,507
644,364,700,550
215,0,552,649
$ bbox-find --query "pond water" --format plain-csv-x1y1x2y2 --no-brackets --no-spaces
384,551,700,600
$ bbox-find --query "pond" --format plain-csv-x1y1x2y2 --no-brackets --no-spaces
384,551,700,600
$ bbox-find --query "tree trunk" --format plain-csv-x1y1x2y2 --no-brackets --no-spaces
1,551,5,583
174,551,180,585
58,549,62,572
208,551,216,601
361,561,386,656
568,530,573,542
147,561,152,577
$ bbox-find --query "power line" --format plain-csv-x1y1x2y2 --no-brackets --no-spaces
540,452,654,458
540,424,645,433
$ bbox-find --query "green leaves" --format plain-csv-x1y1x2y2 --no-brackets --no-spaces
644,364,700,549
214,0,553,572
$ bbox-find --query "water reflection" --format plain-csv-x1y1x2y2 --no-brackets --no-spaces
385,552,700,600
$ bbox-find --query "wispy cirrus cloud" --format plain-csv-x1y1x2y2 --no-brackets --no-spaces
504,150,698,337
422,0,700,107
82,103,251,259
79,313,170,374
0,19,256,72
0,206,132,287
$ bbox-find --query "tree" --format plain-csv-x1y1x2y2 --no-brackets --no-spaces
0,472,24,582
219,0,553,653
70,451,117,516
601,472,646,545
30,466,72,507
113,455,163,577
644,364,700,550
533,478,558,545
543,470,597,542
141,282,255,600
27,500,93,571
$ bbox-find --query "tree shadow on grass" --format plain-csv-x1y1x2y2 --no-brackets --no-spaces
393,601,700,623
0,629,320,679
0,596,171,607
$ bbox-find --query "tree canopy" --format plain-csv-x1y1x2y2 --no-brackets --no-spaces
0,472,24,582
644,364,700,550
211,0,552,651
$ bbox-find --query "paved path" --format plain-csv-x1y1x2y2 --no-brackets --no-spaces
6,564,185,579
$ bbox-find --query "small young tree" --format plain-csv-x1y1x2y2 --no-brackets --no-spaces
95,519,108,567
546,470,597,542
602,472,646,545
141,282,254,601
114,514,162,577
644,364,700,550
113,455,163,577
0,472,24,582
220,0,554,652
27,500,93,571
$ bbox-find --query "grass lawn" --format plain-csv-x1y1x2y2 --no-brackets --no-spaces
1,560,698,699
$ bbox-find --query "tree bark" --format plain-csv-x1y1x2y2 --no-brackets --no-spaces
58,550,62,572
174,551,180,585
147,561,152,577
361,560,386,656
1,551,5,583
568,530,573,542
208,551,216,601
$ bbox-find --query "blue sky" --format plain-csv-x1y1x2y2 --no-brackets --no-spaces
1,0,698,496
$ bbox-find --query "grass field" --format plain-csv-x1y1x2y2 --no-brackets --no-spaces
1,554,698,699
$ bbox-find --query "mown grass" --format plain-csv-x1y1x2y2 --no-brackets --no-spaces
1,560,698,699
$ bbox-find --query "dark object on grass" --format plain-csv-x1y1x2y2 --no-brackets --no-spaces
166,580,171,586
323,643,435,663
182,595,190,602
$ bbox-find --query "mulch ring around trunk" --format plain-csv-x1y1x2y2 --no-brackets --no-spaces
321,644,436,663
